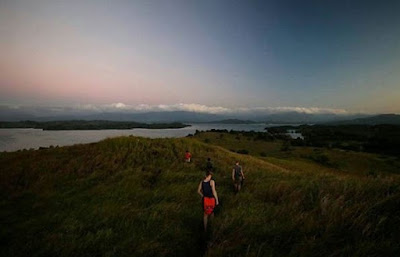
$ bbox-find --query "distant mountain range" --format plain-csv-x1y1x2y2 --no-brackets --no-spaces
261,112,369,124
0,108,221,123
0,110,367,123
1,105,399,125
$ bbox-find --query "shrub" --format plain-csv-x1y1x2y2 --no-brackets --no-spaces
237,149,249,154
280,140,291,151
313,153,329,165
291,138,305,146
307,152,338,168
367,170,378,178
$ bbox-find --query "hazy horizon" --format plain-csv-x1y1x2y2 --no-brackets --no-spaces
1,0,400,114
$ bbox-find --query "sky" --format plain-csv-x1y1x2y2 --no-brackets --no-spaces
0,0,399,115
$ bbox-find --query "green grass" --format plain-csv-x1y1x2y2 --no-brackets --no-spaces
194,131,400,176
1,134,400,256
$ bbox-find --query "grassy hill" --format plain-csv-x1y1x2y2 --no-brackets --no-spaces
193,130,400,176
1,134,400,257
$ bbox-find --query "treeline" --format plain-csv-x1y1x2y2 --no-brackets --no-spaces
0,120,189,130
193,129,290,141
269,124,400,156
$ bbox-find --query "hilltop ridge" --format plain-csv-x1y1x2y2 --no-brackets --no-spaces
1,135,399,256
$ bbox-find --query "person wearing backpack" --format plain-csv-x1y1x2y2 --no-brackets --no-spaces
197,170,219,232
232,161,245,193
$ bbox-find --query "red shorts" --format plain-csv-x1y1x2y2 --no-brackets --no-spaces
203,197,216,215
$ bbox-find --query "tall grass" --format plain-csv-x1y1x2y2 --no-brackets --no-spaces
1,135,399,256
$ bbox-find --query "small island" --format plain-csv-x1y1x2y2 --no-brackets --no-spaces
0,120,190,130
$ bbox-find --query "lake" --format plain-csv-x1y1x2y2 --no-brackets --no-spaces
0,123,301,152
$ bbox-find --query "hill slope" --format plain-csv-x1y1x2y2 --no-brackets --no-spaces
1,136,399,257
326,114,400,125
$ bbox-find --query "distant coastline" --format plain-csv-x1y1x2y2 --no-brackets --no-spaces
195,119,258,124
0,120,190,130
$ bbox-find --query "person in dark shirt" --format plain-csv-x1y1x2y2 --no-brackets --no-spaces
232,161,245,193
197,170,219,232
206,157,214,172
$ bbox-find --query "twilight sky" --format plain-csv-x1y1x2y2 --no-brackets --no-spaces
0,0,399,114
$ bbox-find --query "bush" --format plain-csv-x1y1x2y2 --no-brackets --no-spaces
313,153,329,165
237,149,249,154
367,170,378,178
308,152,338,168
291,138,305,146
281,140,291,151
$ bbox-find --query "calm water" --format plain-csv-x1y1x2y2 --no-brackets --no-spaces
0,123,301,152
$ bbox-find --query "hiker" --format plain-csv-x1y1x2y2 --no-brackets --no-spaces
206,157,214,172
232,161,245,193
185,150,192,163
197,170,219,232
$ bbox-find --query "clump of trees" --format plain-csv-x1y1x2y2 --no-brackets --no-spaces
299,125,400,156
197,129,280,142
268,124,400,156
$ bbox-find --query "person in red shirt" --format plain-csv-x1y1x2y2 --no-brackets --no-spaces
185,150,192,163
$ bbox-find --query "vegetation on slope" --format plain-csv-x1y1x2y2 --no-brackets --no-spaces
1,134,400,256
193,130,400,176
268,124,400,156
